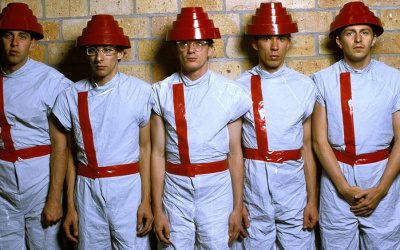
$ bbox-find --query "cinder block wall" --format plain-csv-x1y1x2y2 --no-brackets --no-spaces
3,0,399,83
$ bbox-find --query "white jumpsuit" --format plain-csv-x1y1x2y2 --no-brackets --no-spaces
0,59,72,249
52,72,153,250
313,59,400,250
234,65,316,250
152,70,252,249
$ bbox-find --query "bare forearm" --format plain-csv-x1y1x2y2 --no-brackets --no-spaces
139,124,152,204
228,153,244,211
151,155,166,213
302,145,318,205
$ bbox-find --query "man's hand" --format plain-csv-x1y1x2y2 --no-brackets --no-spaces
153,210,170,247
41,199,63,227
303,202,319,230
63,207,79,243
136,201,153,236
228,208,242,246
340,185,364,206
238,206,250,241
350,187,386,216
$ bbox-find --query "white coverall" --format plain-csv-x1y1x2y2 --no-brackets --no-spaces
0,59,72,249
152,70,252,249
313,59,400,250
52,72,153,249
234,65,316,250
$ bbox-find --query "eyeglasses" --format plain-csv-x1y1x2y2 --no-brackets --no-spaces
86,46,117,56
176,41,209,51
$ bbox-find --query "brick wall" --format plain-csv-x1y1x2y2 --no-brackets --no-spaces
2,0,399,82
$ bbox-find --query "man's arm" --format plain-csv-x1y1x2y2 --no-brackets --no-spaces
137,122,153,236
351,111,400,216
150,114,170,246
301,115,319,229
63,139,79,243
312,103,362,205
42,115,69,226
227,119,244,246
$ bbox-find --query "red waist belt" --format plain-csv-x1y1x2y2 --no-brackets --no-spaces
78,162,139,179
166,160,228,177
243,148,301,163
333,148,389,166
0,145,51,162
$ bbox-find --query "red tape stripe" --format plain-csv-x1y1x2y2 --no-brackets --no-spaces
0,76,15,151
340,72,356,155
251,75,268,155
172,83,190,164
77,92,98,167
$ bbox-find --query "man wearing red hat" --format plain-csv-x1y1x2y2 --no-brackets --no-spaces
312,1,400,249
151,7,252,249
50,14,153,249
234,2,318,249
0,2,72,249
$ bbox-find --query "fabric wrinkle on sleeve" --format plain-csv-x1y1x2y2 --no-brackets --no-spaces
311,73,326,107
139,84,155,128
226,82,252,123
303,82,317,120
151,83,163,117
51,88,73,131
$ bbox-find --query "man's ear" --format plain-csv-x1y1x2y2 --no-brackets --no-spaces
371,35,377,47
29,38,37,52
335,36,343,49
251,40,259,51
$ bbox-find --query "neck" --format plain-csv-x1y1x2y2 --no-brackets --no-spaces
181,65,208,81
344,55,372,70
92,71,118,86
0,58,28,75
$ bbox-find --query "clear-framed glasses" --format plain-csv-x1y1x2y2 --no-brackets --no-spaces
86,46,117,56
176,40,209,52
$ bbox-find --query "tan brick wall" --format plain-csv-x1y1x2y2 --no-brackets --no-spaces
3,0,397,82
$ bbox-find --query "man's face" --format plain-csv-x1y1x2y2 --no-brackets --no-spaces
86,46,124,85
0,30,35,71
252,35,290,73
176,40,213,78
336,24,377,68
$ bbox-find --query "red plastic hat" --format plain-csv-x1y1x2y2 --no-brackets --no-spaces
246,2,298,36
166,7,221,41
0,2,43,40
77,15,130,48
329,1,383,38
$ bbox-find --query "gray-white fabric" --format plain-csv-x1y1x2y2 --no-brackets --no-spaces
313,59,400,250
234,65,316,249
0,59,72,249
52,72,153,249
152,70,252,249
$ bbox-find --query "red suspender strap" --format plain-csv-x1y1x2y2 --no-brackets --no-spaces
340,72,356,155
243,75,301,163
172,83,190,164
77,91,99,168
0,75,15,151
77,91,139,179
251,75,268,155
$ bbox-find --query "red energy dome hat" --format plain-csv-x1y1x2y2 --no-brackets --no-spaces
166,7,221,41
77,15,130,48
246,2,298,36
329,1,383,38
0,2,44,40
